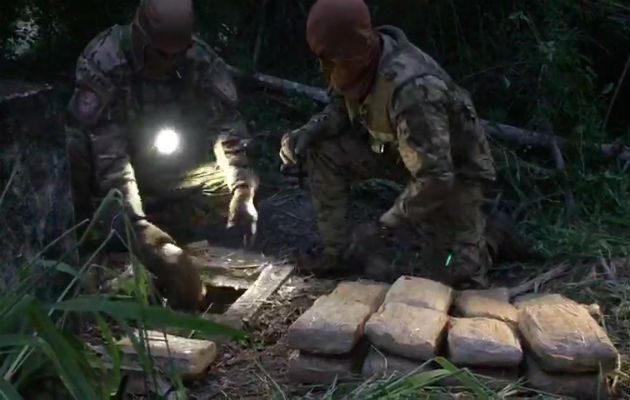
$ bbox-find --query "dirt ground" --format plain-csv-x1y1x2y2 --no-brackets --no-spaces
93,183,628,399
192,186,628,399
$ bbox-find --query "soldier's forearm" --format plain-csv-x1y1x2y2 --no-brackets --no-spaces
396,174,454,220
99,162,146,220
213,137,258,192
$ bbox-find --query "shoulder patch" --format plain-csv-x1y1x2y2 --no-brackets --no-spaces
68,88,105,127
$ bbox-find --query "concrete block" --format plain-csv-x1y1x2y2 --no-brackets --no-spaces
117,330,217,379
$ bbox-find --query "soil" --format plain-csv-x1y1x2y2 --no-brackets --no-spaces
86,181,628,399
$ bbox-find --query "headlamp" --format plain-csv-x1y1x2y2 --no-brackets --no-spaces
154,128,180,155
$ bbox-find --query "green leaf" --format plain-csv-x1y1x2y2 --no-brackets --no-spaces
95,314,122,398
50,296,247,340
434,357,493,398
30,259,79,277
601,82,614,95
0,336,39,349
0,378,24,400
25,303,99,400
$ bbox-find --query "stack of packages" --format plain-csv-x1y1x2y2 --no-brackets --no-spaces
361,276,453,377
445,287,523,387
285,280,390,383
516,294,619,399
285,276,620,399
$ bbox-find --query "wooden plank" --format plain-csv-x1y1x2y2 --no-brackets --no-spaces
185,241,269,290
224,264,294,327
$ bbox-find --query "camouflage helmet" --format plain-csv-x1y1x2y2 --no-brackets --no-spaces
133,0,194,54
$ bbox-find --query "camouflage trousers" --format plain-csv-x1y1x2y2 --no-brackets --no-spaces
66,128,232,244
307,130,491,284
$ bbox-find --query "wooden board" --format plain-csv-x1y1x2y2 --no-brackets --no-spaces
223,264,294,328
185,240,294,329
185,241,271,290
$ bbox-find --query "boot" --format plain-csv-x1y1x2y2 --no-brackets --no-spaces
485,211,540,263
296,250,359,277
344,223,398,282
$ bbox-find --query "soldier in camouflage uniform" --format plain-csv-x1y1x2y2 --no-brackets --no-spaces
280,0,496,286
66,0,258,309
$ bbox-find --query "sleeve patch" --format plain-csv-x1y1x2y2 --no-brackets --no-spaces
69,88,104,126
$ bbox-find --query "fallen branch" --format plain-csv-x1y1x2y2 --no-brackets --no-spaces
228,66,629,162
508,263,570,298
227,66,329,103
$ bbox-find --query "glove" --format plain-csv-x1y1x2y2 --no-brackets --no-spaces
379,205,407,229
279,126,316,166
132,220,205,311
133,219,176,249
227,186,258,248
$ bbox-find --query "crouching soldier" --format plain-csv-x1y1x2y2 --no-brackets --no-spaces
66,0,258,310
280,0,498,287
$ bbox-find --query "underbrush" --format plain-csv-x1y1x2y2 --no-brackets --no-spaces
0,190,246,399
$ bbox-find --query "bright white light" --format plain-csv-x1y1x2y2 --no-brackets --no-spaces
155,128,180,155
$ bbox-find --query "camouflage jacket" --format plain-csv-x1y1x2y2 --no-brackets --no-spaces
303,25,496,219
67,24,256,220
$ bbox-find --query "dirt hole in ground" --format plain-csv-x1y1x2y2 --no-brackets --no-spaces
203,285,246,314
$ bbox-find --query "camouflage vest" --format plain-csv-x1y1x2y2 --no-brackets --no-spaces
346,26,452,153
116,25,213,188
346,26,496,182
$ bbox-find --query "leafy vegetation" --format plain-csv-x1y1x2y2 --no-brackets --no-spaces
0,190,246,399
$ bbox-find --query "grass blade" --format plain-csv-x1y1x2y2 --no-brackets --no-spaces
0,378,23,400
0,337,39,349
25,302,99,400
95,314,122,398
434,357,493,398
51,296,247,339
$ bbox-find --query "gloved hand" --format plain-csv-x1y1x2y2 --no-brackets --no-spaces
133,219,176,249
279,126,316,166
379,205,407,229
132,219,205,311
227,186,258,248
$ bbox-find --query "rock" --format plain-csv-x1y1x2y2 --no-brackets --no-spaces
287,350,357,384
285,280,388,354
0,80,77,297
524,355,610,399
365,303,448,360
384,276,453,313
117,330,217,379
518,302,619,373
330,280,390,312
447,317,522,368
361,347,429,378
453,288,518,324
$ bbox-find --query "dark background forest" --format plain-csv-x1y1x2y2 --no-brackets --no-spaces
1,0,629,269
